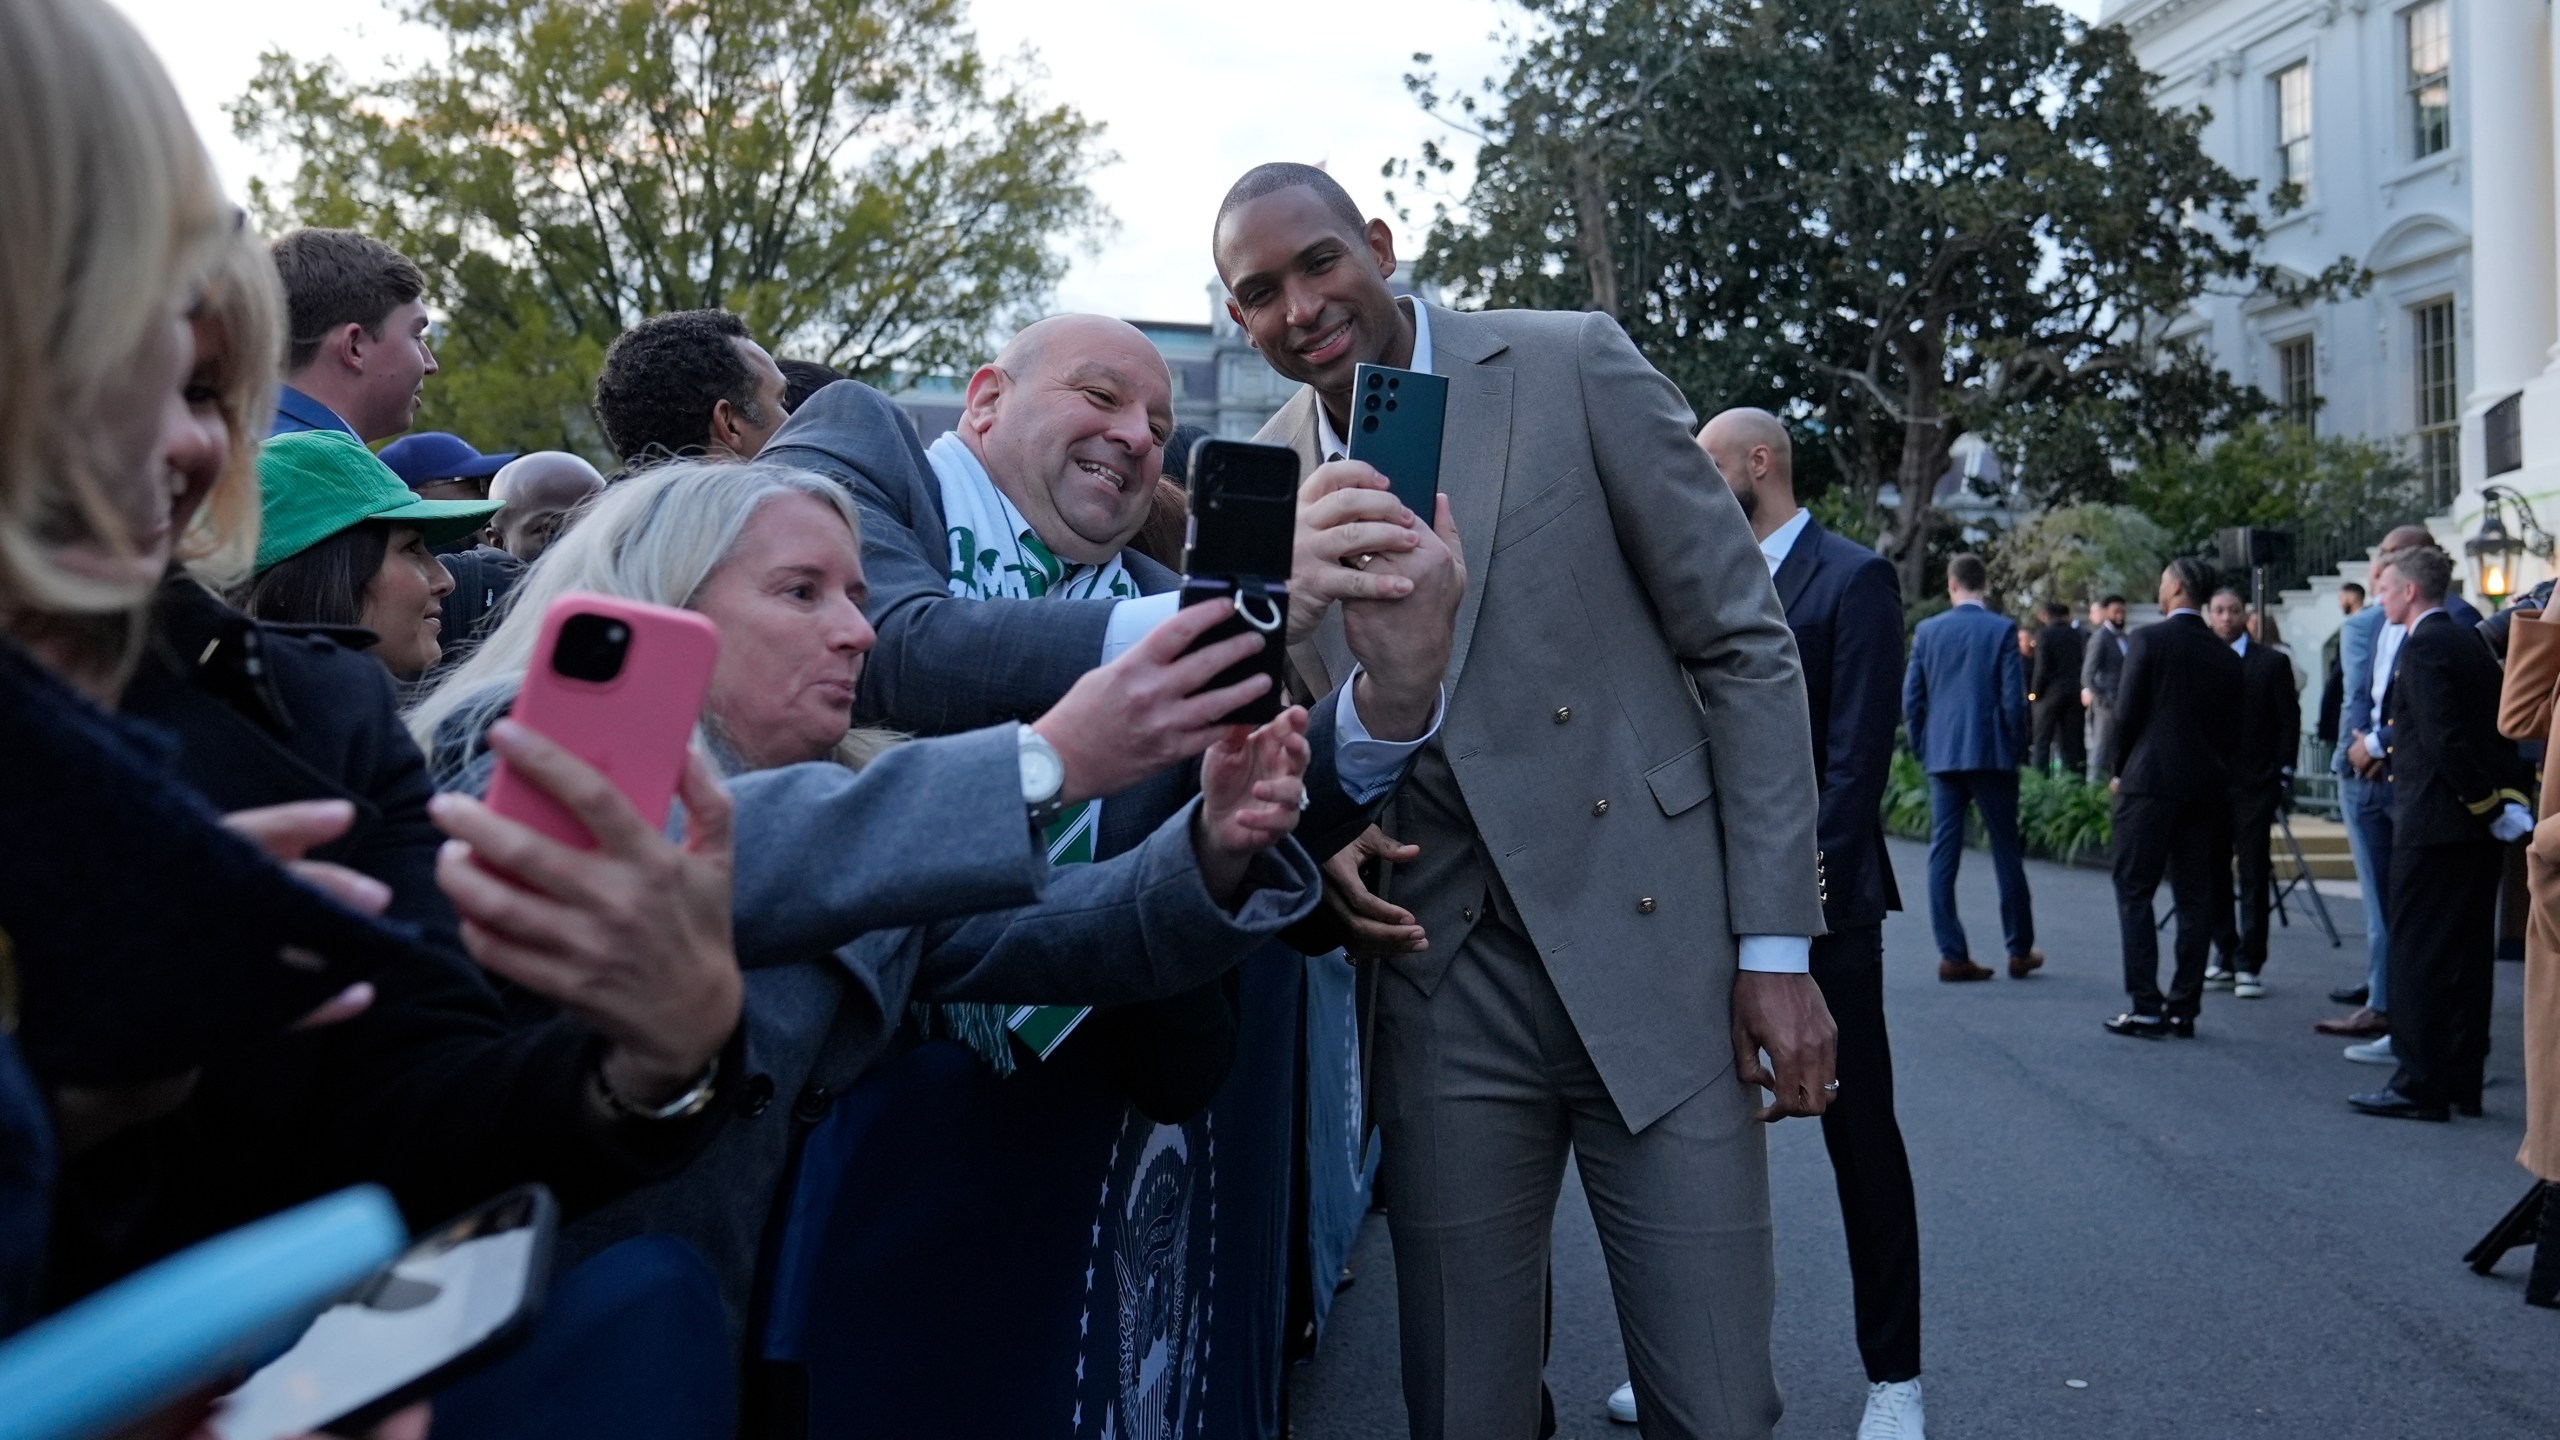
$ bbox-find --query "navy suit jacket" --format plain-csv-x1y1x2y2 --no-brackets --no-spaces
1903,601,2028,773
1772,518,1903,929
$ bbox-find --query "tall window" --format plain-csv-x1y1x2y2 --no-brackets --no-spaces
2277,336,2317,431
2273,62,2313,193
2412,298,2459,508
2406,1,2451,158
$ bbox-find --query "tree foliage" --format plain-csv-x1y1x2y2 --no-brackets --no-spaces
233,0,1112,454
1393,0,2361,599
2121,420,2425,559
1987,502,2173,612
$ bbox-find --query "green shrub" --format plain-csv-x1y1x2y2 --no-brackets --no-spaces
1879,749,2113,863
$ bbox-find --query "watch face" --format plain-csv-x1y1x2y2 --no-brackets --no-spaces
1022,736,1066,803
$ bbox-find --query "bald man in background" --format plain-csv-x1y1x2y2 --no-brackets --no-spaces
1598,409,1926,1435
488,451,606,565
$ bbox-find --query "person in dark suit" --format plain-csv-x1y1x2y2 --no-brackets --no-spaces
1905,553,2039,982
2106,557,2244,1038
2081,595,2129,781
2353,546,2534,1120
2204,588,2301,999
2029,600,2088,775
1692,408,1926,1427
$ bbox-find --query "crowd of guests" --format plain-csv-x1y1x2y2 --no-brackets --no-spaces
1903,525,2560,1305
0,4,1884,1439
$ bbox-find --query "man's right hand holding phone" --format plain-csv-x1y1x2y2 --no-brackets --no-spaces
1031,598,1276,805
1288,460,1428,643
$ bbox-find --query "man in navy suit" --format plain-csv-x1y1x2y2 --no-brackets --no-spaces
1905,553,2039,982
1668,408,1927,1434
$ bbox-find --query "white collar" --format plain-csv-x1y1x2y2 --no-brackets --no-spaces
2167,607,2201,619
1758,508,1812,573
1315,297,1435,461
1951,596,1985,610
2230,633,2249,655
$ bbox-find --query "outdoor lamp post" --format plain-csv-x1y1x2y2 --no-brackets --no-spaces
2465,485,2556,604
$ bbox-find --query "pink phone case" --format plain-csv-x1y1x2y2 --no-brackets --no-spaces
483,592,720,850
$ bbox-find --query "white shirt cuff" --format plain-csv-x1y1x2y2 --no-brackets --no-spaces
2493,803,2534,844
1100,592,1184,664
1334,669,1442,803
1737,934,1812,974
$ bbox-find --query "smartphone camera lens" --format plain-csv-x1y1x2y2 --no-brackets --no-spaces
1366,373,1383,389
553,612,631,684
1361,415,1381,433
1385,399,1398,412
1387,377,1400,390
1365,394,1381,412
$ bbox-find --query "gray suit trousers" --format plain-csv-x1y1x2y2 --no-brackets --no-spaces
1374,910,1779,1440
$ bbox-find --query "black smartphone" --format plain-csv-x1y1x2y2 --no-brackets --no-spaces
211,1186,558,1440
1346,362,1448,518
1180,437,1299,726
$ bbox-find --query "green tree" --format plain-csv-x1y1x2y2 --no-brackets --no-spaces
2122,420,2426,560
1988,502,2173,613
1392,0,2359,599
233,0,1112,455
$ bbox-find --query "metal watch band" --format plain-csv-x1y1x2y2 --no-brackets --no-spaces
596,1054,720,1122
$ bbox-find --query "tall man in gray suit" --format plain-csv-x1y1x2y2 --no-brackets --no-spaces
1216,163,1834,1440
2080,594,2129,782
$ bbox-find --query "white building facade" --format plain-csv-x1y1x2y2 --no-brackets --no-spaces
2106,0,2560,760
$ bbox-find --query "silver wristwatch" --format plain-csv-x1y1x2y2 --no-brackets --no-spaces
595,1054,720,1122
1019,725,1069,829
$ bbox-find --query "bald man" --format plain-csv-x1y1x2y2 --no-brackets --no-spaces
1599,409,1925,1434
487,451,605,564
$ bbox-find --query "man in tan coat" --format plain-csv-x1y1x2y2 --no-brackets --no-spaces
1214,163,1835,1440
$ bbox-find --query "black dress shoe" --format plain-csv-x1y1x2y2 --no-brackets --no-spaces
2348,1088,2451,1122
2329,983,2370,1006
2164,1015,2197,1039
2105,1013,2169,1040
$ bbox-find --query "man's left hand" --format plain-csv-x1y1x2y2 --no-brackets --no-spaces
1730,970,1836,1122
1343,494,1464,741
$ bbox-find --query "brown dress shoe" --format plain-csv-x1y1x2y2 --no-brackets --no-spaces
1939,958,1996,983
2314,1006,2389,1037
2009,948,2045,978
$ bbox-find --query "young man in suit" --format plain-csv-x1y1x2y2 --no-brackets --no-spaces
2105,558,2243,1039
1904,554,2039,983
2353,546,2533,1120
2028,600,2088,776
2080,595,2128,782
1621,406,1919,1437
1214,163,1834,1440
267,228,438,442
2203,588,2301,1000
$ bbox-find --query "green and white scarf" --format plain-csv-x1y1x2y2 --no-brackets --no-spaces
920,433,1126,1068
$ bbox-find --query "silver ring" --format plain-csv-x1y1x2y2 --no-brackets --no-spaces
1823,1080,1841,1093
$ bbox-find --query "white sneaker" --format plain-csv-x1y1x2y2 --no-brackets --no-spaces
2203,966,2237,990
1859,1378,1926,1439
1606,1380,1638,1425
2234,972,2266,999
2344,1035,2397,1065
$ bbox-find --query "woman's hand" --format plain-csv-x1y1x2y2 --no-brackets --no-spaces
429,722,739,1108
1032,599,1275,805
1191,706,1311,905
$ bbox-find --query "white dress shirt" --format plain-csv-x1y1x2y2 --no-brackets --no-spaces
1757,508,1812,574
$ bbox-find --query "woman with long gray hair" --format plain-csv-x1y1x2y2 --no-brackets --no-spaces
408,458,1324,1323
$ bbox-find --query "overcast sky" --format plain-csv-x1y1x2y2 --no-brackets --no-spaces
112,0,2103,326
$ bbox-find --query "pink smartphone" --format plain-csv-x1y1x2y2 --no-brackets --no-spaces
483,592,720,850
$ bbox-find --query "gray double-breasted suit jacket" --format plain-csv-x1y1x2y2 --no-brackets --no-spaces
1263,303,1824,1131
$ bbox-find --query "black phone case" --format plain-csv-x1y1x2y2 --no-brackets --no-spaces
1347,363,1449,518
1179,577,1288,726
317,1185,558,1436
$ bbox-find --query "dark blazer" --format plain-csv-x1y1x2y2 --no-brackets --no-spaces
2108,613,2242,803
2081,622,2128,705
1772,517,1903,930
2381,610,2533,849
1903,602,2028,772
2232,639,2301,793
759,380,1385,864
2030,621,2087,711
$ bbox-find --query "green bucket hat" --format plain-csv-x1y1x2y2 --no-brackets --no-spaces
254,430,505,574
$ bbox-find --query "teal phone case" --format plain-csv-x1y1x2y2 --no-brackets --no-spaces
1347,363,1448,518
0,1187,405,1440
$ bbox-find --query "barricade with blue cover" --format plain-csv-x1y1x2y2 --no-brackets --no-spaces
757,948,1373,1438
